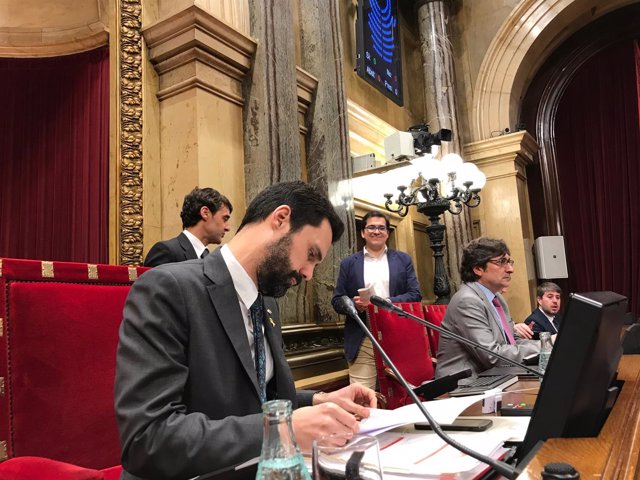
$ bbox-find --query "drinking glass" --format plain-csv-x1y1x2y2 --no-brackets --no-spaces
312,434,383,480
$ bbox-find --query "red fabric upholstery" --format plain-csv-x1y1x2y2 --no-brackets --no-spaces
0,457,105,480
424,304,448,356
367,302,433,409
0,258,148,471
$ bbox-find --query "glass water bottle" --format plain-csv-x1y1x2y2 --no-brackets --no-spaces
538,332,553,374
256,399,311,480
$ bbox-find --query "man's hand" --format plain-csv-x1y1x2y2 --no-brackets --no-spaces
291,384,377,453
313,383,377,417
353,295,368,312
292,404,359,453
514,322,534,340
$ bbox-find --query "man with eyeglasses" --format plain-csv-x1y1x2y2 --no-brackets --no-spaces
332,211,422,389
435,237,539,378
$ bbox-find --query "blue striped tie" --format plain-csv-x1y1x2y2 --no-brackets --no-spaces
250,295,267,404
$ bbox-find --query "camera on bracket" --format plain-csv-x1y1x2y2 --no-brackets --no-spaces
408,123,452,155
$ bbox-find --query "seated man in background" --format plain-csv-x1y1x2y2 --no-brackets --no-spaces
332,211,422,389
435,237,539,378
116,182,376,480
524,281,563,334
144,187,232,267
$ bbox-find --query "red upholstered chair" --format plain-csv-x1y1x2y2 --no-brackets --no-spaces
367,302,434,409
424,304,448,356
0,258,148,478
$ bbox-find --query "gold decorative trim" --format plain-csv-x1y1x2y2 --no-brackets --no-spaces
128,267,138,282
41,261,54,278
87,264,98,280
0,440,6,461
0,259,3,277
0,377,3,397
0,318,3,338
119,0,144,266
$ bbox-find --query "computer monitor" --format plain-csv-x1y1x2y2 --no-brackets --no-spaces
518,291,628,462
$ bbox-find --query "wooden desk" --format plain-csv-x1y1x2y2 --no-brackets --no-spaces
517,355,640,479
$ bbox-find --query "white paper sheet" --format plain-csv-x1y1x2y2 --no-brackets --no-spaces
359,390,500,435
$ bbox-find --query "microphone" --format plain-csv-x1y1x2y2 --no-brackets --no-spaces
370,295,542,378
337,296,519,479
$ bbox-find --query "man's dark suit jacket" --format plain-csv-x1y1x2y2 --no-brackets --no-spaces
115,250,314,480
331,249,422,362
143,232,198,267
524,308,562,334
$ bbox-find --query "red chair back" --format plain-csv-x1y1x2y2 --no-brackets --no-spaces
424,304,448,356
367,302,433,409
0,258,148,469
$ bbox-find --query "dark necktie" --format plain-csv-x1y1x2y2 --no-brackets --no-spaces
492,296,516,345
249,295,267,404
200,248,209,259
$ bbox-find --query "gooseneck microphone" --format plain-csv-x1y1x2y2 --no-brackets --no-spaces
338,296,518,479
370,295,543,378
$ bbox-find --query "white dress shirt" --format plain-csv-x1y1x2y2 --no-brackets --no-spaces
220,245,274,383
363,246,390,298
182,229,208,259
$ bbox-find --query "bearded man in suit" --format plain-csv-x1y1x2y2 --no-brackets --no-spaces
115,181,376,480
435,237,539,378
143,187,232,267
524,282,563,334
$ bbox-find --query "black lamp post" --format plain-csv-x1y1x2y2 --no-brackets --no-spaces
383,154,485,304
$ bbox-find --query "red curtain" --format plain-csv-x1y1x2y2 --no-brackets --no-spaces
0,47,109,263
555,40,640,317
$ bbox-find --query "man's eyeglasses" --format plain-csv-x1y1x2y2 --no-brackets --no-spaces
364,225,388,232
488,257,515,267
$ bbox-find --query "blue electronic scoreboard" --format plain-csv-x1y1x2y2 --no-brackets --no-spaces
356,0,403,106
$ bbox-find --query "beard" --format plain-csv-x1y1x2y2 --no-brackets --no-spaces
256,234,302,298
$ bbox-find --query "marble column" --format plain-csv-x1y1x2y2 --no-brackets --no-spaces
298,0,354,322
416,0,472,291
244,0,301,200
243,1,313,325
464,131,539,323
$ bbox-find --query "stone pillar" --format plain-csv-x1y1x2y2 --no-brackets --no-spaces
298,0,354,322
416,0,472,291
142,5,256,241
242,1,312,325
243,0,301,200
464,131,539,323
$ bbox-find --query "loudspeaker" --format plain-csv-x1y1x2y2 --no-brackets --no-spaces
534,236,568,279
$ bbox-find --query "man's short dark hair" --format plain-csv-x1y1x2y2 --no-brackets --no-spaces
537,281,562,298
460,237,510,282
361,211,391,231
238,181,345,243
180,187,232,229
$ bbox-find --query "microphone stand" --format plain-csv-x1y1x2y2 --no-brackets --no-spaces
370,295,542,378
339,296,518,479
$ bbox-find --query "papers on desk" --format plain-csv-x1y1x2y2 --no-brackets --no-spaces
375,416,530,479
360,390,498,435
377,430,507,478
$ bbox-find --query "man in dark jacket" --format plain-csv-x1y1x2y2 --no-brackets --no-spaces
143,187,232,267
525,282,563,334
332,211,422,389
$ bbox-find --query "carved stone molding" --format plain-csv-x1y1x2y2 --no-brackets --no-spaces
296,66,318,135
142,5,256,104
282,323,347,381
119,0,144,265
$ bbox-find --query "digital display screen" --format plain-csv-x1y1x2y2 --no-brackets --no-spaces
356,0,403,106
